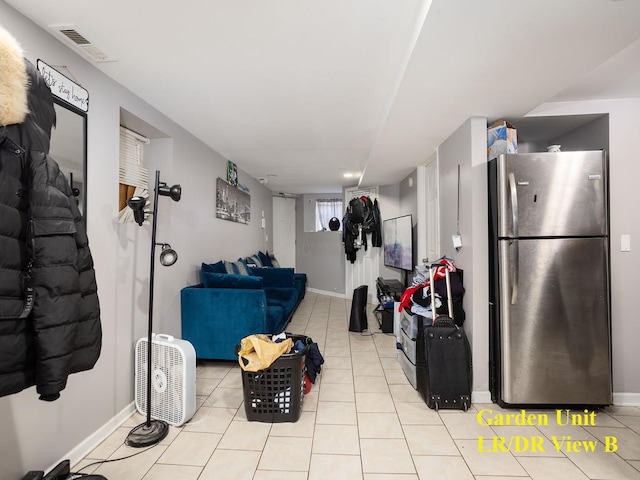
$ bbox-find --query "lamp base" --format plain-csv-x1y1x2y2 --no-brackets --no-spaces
125,419,169,448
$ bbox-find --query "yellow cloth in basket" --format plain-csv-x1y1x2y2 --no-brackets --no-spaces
238,334,294,372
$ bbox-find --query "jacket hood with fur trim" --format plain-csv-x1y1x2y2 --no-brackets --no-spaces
0,25,29,126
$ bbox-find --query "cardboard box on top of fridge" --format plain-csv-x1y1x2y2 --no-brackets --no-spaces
487,120,517,160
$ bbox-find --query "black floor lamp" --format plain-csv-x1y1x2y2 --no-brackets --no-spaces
125,170,181,448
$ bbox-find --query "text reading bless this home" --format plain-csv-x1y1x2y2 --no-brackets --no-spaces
477,409,618,453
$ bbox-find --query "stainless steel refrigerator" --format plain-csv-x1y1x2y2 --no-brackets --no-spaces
488,150,612,407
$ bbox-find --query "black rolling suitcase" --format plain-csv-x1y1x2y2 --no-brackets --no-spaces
415,264,472,411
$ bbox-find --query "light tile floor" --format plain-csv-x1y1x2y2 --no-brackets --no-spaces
74,292,640,479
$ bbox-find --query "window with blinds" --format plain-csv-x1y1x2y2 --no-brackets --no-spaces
118,127,149,223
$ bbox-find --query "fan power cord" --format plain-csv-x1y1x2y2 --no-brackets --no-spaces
70,442,159,478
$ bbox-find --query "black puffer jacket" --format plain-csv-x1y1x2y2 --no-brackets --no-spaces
0,27,101,401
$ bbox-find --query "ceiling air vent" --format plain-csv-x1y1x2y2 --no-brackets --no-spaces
49,24,116,63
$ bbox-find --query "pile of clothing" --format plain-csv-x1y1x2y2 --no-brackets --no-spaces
238,332,324,391
398,257,466,326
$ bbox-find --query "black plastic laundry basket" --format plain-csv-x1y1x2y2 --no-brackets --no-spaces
240,334,310,423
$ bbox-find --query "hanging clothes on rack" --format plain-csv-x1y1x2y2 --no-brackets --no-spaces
343,199,360,263
360,196,382,250
342,194,382,263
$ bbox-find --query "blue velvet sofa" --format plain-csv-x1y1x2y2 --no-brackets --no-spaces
251,267,307,301
180,261,305,360
245,252,307,301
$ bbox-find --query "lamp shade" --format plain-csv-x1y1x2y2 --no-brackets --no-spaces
127,196,147,226
159,184,181,202
159,244,178,266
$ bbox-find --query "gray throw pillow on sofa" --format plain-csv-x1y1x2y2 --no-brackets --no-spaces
247,254,263,267
268,252,280,268
224,259,251,276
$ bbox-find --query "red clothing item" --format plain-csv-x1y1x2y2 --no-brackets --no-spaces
397,259,456,313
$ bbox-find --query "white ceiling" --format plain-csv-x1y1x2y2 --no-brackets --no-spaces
8,0,640,194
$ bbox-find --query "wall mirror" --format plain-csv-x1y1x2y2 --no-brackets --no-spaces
49,98,88,217
37,60,89,218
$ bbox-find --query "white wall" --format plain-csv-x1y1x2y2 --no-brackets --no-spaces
0,4,274,477
550,115,609,153
528,99,640,404
377,184,403,283
296,195,345,294
437,117,490,401
399,171,418,277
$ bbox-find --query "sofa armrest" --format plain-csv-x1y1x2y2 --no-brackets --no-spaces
180,285,278,360
249,267,295,288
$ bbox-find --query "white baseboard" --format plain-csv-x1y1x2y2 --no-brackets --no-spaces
307,287,346,299
47,401,136,473
613,392,640,406
472,390,492,404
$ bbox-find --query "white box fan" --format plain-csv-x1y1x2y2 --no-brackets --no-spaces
135,334,196,426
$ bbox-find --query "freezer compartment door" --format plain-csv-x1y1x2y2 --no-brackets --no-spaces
498,237,611,405
497,151,607,238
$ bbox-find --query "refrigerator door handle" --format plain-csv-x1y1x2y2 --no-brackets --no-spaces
508,172,519,304
511,239,519,305
508,172,518,238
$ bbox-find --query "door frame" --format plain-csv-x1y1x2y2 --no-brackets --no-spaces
272,195,296,269
344,186,379,302
417,150,439,265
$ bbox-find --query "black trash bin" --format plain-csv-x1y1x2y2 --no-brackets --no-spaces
349,285,368,332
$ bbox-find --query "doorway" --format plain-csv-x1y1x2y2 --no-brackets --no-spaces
272,195,296,269
344,186,379,302
417,151,440,265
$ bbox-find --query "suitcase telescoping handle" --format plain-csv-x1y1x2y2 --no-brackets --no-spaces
429,263,455,327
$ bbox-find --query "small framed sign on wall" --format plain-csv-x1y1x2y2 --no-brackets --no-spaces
37,60,89,113
227,160,238,186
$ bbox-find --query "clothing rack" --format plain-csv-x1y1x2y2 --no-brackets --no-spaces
349,187,376,198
